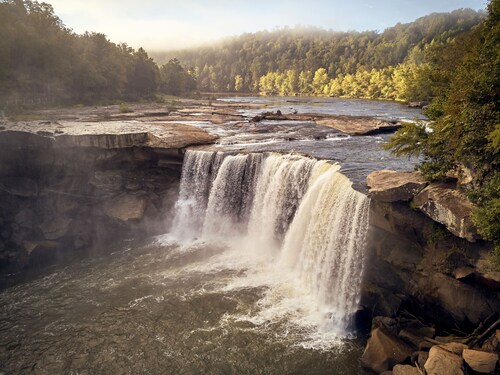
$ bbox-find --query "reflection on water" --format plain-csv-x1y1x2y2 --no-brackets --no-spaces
0,239,365,374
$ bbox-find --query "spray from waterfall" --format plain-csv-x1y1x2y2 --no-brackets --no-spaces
171,150,370,333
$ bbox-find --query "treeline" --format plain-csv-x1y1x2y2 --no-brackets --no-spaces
164,9,483,101
0,0,196,109
386,0,499,264
256,63,429,101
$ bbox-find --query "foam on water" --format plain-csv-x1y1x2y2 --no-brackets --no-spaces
169,150,370,347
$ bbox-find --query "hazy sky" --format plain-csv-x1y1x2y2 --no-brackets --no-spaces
48,0,487,51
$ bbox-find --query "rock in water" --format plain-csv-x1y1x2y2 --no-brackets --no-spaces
360,327,413,373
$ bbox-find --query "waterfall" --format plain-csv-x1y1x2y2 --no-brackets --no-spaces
246,154,317,250
203,153,262,238
171,150,369,333
279,166,370,333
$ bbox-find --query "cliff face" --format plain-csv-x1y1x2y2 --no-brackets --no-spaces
361,171,499,331
0,120,217,272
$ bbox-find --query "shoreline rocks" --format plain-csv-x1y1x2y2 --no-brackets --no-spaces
363,169,499,374
414,183,479,242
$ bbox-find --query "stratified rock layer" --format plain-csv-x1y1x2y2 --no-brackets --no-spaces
0,120,217,270
366,170,427,202
414,183,478,242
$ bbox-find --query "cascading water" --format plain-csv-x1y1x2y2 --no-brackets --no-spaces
171,149,370,334
279,165,370,333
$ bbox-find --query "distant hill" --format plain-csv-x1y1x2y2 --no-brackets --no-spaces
152,9,484,98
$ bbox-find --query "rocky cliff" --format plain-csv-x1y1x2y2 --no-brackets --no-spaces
360,170,499,374
0,120,216,272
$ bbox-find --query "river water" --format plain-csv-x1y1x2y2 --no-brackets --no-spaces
0,97,423,374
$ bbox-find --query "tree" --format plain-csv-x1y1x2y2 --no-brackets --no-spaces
234,74,243,91
159,58,196,96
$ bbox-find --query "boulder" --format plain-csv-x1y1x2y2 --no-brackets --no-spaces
39,217,72,240
360,327,413,373
367,170,427,202
392,364,420,375
316,115,400,135
462,349,498,374
424,345,464,375
103,194,147,221
413,183,478,242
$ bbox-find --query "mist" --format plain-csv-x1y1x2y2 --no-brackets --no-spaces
47,0,486,51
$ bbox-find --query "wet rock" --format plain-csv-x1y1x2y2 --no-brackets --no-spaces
360,327,413,373
0,177,38,197
367,170,427,202
462,349,498,374
316,115,400,135
392,364,420,375
424,345,464,375
39,218,73,240
104,194,147,221
413,183,478,242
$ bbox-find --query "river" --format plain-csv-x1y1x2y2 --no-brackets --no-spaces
0,97,423,374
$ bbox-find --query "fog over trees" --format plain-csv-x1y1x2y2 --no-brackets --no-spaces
156,9,485,102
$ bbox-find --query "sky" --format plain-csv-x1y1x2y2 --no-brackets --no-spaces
48,0,488,51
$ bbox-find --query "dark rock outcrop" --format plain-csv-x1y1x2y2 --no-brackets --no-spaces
0,120,216,272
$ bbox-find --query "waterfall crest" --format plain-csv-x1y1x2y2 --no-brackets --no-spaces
171,150,369,333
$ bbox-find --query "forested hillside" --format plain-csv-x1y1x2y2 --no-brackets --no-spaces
164,9,484,101
0,0,195,109
385,0,499,263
